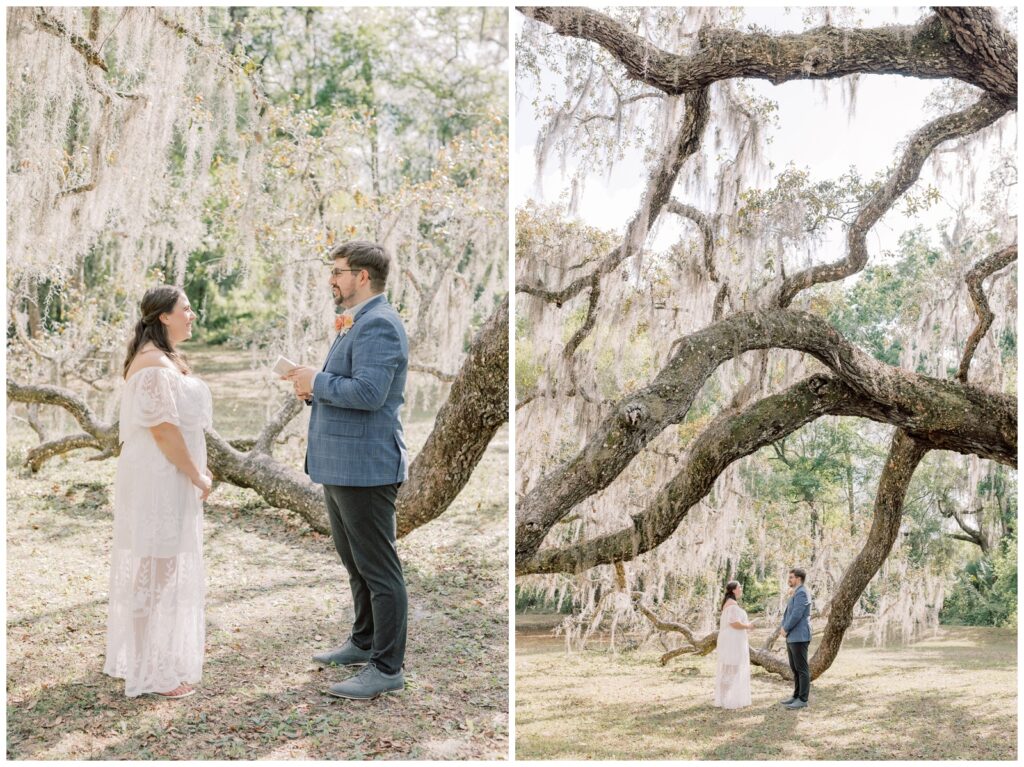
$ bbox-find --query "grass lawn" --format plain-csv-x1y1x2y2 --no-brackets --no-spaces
7,344,509,760
516,614,1016,760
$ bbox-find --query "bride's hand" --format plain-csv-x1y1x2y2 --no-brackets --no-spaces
193,472,213,501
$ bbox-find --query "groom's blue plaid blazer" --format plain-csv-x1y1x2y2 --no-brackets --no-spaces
305,293,409,487
781,584,812,643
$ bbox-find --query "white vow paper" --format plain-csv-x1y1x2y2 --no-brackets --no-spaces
272,355,299,377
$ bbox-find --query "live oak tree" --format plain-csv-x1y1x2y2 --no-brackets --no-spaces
515,6,1015,679
6,7,508,537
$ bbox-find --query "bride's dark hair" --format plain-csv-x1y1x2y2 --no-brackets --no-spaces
721,580,741,609
122,285,191,378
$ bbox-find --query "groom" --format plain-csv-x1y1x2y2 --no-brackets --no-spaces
285,240,410,700
779,567,811,709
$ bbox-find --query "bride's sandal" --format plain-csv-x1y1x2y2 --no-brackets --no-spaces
146,683,195,699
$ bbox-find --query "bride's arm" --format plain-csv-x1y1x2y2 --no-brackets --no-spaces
150,422,212,500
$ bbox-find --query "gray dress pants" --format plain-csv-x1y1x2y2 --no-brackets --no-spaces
323,483,407,675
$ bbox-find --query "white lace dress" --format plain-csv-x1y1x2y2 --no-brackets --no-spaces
714,602,752,709
103,366,212,697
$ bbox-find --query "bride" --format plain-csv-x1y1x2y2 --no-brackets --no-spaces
103,285,213,699
714,580,753,709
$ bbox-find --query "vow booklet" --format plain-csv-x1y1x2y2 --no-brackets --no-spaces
272,355,298,376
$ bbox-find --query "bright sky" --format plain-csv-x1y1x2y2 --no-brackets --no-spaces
514,7,1011,258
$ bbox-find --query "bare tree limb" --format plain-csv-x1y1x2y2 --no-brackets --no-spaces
408,363,458,383
633,596,717,658
776,94,1011,307
397,296,509,535
34,8,108,71
577,91,665,125
251,394,304,455
517,87,710,308
562,272,601,360
666,199,716,281
26,433,104,473
7,381,116,443
938,497,988,552
957,243,1017,382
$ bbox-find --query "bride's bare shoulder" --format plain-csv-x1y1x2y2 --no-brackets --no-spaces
125,347,177,381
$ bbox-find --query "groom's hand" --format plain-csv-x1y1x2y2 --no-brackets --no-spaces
285,366,317,399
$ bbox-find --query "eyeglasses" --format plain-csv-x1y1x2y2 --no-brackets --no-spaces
330,268,365,277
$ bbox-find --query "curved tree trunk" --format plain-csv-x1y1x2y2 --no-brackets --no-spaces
397,295,509,536
808,430,927,679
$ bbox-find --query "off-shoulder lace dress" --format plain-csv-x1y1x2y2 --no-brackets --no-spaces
714,602,752,709
103,366,212,697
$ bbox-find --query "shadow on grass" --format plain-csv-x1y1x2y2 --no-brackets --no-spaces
515,626,1016,760
8,534,507,760
21,480,112,544
8,574,507,760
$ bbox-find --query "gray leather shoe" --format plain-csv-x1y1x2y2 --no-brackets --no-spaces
327,664,405,700
780,697,796,705
784,699,808,709
312,638,371,667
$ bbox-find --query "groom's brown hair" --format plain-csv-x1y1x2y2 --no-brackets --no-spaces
330,240,390,292
789,567,806,583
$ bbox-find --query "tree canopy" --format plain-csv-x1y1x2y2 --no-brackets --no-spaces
515,6,1016,677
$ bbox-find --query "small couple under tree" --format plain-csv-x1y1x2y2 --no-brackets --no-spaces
714,568,811,710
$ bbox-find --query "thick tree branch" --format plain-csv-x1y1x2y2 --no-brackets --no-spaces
957,243,1017,382
26,433,104,473
518,7,1016,106
522,376,880,574
396,296,509,536
933,7,1018,108
515,309,1016,567
777,94,1010,307
7,381,116,443
204,429,329,534
808,429,927,679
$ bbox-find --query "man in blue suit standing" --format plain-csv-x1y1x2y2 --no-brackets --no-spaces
779,567,811,709
286,241,410,700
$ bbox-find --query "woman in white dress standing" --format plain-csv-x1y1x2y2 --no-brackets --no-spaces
714,580,753,709
104,286,213,699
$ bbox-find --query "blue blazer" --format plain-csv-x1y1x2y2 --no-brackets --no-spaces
781,584,812,643
304,293,409,487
